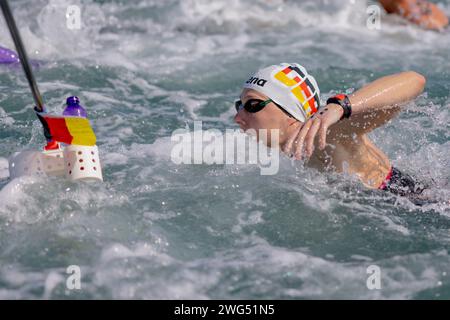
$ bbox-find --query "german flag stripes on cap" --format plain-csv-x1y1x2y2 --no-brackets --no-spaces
243,63,321,122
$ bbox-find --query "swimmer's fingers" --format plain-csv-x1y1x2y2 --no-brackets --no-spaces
293,120,313,160
318,120,330,150
282,125,302,156
304,118,321,158
317,104,342,150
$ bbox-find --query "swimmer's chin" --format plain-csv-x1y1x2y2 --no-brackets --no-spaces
238,127,256,136
237,127,282,149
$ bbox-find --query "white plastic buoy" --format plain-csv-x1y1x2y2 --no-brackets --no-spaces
63,145,103,182
9,148,65,179
1,2,103,183
8,145,103,182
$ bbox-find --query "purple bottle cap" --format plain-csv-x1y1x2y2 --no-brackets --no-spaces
63,96,87,118
67,96,80,106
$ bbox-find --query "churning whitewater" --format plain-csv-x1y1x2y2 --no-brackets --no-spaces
0,0,449,299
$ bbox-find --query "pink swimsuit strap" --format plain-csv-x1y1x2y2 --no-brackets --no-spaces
378,166,394,190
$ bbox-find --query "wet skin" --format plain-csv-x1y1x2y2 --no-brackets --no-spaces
379,0,449,30
235,71,426,189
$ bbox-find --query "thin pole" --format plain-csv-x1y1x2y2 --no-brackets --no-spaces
0,0,45,112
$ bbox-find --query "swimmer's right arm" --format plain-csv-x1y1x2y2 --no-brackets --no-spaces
284,72,426,157
340,71,426,135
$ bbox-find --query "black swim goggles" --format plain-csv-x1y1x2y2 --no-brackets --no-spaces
235,98,293,117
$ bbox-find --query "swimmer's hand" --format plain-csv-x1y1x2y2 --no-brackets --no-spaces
282,103,343,160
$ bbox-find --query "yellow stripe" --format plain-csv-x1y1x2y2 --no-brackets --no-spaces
274,71,297,87
291,86,312,116
65,117,97,146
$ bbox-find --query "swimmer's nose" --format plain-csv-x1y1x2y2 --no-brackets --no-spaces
234,111,246,127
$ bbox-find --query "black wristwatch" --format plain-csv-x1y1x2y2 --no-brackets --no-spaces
326,94,352,120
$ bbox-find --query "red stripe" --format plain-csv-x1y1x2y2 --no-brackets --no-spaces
299,80,312,98
379,166,393,190
282,67,292,74
308,97,318,113
44,117,73,144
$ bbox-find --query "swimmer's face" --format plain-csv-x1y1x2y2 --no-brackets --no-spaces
234,89,298,147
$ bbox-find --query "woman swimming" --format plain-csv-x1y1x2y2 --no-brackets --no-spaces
235,63,429,203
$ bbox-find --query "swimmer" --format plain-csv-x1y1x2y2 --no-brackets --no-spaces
379,0,449,30
235,63,430,203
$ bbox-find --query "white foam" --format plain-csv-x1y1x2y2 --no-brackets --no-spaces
1,0,450,300
88,235,446,299
0,157,9,180
0,176,38,222
0,107,15,126
42,271,64,300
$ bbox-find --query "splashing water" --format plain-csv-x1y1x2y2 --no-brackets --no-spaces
0,0,449,299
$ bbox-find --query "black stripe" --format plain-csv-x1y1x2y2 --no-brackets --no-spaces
36,113,52,141
314,93,320,107
304,78,313,91
289,65,306,79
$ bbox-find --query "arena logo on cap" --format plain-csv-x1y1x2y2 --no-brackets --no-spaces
246,77,268,87
273,65,320,118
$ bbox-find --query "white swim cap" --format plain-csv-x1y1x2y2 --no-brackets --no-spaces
243,63,321,122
